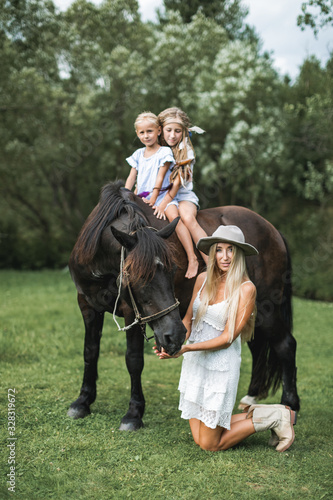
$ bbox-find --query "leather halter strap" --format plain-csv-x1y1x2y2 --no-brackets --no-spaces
112,246,180,341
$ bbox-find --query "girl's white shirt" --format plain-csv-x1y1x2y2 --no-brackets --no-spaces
126,146,174,206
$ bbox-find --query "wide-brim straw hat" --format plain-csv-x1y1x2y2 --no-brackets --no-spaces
197,225,259,256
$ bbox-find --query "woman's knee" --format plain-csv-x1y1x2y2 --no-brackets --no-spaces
198,435,221,452
199,441,221,452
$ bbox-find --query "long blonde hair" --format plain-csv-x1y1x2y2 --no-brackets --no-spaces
158,107,195,162
194,244,256,343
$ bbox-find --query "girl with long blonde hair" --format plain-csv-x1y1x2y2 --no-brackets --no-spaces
155,225,297,453
157,107,209,270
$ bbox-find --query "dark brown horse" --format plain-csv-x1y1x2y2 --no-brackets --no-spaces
68,181,299,430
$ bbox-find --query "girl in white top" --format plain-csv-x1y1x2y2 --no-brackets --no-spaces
155,225,297,453
125,112,174,208
125,112,200,279
158,108,209,267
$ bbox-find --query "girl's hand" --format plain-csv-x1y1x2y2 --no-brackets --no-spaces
153,205,166,220
142,197,151,204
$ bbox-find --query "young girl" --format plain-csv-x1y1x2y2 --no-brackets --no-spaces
155,225,297,453
125,112,174,208
124,112,199,279
157,107,208,264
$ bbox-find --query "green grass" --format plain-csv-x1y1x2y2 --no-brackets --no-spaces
1,270,332,499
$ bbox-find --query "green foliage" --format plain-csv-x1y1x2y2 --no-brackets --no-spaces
0,0,332,299
267,198,333,301
297,0,333,35
284,55,333,205
0,271,332,498
161,0,253,40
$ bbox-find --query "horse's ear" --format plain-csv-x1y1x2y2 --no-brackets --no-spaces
111,226,137,251
156,217,180,240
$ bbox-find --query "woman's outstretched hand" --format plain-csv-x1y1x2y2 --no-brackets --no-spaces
153,344,184,359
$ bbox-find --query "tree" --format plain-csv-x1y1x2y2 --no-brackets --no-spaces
161,0,253,40
297,0,333,35
285,55,333,204
1,0,332,301
0,0,151,266
184,38,286,211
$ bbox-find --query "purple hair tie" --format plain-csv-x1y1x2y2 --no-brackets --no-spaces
138,191,150,198
138,184,173,198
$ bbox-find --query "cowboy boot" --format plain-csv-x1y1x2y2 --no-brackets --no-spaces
246,404,297,452
268,430,279,447
238,394,257,410
245,404,291,447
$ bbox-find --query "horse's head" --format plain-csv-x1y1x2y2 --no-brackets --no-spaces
111,218,186,355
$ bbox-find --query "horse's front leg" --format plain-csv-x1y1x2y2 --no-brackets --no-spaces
68,294,104,419
119,319,145,431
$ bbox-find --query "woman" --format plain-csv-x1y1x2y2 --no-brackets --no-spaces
155,225,296,452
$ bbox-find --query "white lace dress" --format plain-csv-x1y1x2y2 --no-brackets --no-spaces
178,282,242,430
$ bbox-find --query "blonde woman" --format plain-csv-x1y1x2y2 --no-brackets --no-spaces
155,225,297,452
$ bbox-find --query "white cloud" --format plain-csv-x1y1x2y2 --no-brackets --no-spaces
245,0,332,78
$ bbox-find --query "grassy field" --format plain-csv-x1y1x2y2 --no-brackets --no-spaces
1,270,332,499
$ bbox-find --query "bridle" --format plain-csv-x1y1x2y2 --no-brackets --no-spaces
112,246,180,341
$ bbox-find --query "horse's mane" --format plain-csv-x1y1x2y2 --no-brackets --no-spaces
123,225,175,286
71,181,175,283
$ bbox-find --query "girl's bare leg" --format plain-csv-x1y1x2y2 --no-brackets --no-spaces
178,201,208,264
165,204,198,279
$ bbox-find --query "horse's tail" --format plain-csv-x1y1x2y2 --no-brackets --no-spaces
71,180,134,266
252,232,293,399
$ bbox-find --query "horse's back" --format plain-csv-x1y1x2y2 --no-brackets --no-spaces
197,205,289,296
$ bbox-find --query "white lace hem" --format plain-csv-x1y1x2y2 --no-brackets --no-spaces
179,396,233,430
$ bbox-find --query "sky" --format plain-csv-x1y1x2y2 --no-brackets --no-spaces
54,0,333,79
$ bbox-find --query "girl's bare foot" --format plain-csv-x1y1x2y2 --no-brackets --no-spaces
185,257,199,279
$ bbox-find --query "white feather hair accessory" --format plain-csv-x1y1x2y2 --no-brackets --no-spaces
189,126,205,134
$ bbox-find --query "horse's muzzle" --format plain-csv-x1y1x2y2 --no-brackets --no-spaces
154,322,186,356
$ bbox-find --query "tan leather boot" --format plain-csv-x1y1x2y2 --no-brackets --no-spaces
238,394,257,410
268,430,279,447
246,404,297,452
245,404,291,447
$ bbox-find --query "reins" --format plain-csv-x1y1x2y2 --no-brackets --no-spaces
112,246,180,341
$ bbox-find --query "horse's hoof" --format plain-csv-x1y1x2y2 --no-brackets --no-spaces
67,405,91,419
119,420,144,431
281,397,300,412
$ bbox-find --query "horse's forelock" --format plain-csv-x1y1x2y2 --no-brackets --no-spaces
124,227,174,286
